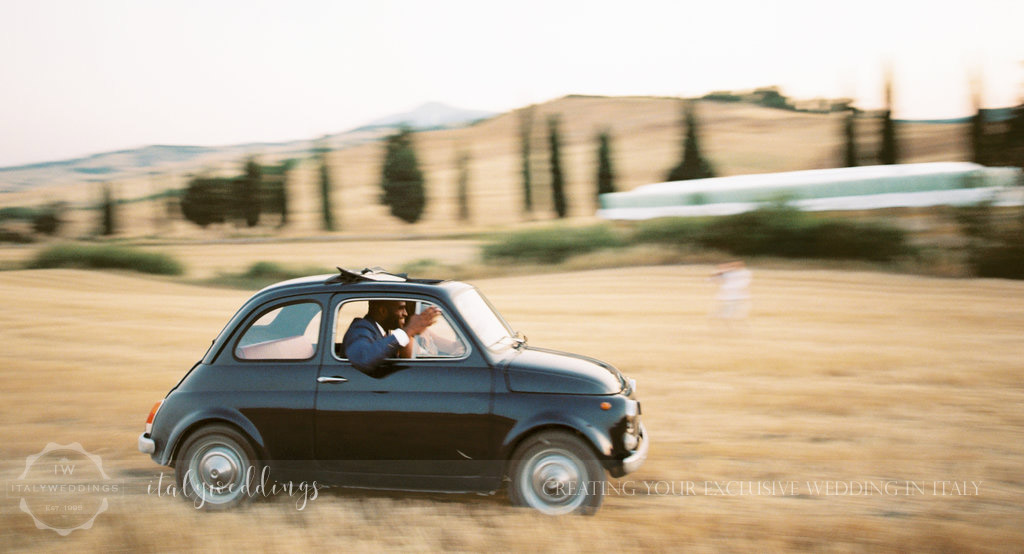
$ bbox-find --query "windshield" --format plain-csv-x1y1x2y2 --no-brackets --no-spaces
453,288,515,352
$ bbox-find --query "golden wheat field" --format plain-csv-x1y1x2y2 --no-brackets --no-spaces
1,261,1023,552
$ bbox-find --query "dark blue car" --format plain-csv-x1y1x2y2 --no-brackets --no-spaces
139,267,647,515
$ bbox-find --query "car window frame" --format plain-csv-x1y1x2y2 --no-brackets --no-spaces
230,298,325,363
330,295,473,364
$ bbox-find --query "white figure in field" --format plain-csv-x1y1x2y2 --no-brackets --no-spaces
710,261,752,325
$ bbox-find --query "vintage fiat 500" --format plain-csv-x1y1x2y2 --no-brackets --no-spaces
139,267,646,514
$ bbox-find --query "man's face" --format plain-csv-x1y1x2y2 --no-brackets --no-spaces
378,301,408,332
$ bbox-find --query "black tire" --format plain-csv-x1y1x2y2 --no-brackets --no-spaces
508,431,605,515
175,424,259,510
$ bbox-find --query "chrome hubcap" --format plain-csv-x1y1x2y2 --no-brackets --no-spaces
522,451,586,514
192,445,242,497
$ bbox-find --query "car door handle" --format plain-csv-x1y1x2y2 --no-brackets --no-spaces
317,376,349,384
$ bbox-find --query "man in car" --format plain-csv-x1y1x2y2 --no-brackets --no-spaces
342,300,439,373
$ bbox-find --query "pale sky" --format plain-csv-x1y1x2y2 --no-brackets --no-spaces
1,0,1022,167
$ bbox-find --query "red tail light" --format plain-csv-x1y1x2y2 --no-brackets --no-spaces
145,401,163,434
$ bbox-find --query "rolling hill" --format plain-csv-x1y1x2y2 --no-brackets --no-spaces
0,95,971,238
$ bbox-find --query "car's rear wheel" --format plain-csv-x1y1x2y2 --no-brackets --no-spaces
509,431,604,515
175,424,258,510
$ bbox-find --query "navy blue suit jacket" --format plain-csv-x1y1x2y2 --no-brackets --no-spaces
341,317,401,373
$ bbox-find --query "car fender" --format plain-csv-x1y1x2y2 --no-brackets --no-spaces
159,407,268,466
499,410,614,464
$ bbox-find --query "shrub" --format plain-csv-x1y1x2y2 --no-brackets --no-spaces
632,217,708,246
29,244,185,275
807,220,910,261
203,261,333,289
953,203,1024,279
632,207,913,262
482,225,626,264
0,227,35,244
970,243,1024,279
32,209,62,236
242,261,331,281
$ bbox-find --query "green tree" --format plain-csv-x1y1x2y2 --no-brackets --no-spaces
32,202,64,236
456,150,471,222
519,106,535,216
180,177,233,227
969,83,988,166
316,143,335,231
596,130,616,201
381,128,426,224
257,159,294,228
1004,102,1024,169
240,157,262,227
755,86,789,110
667,100,715,181
879,75,899,165
548,115,568,219
843,110,858,167
277,159,296,227
100,184,117,236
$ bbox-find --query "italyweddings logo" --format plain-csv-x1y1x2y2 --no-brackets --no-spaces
148,466,323,510
7,443,122,536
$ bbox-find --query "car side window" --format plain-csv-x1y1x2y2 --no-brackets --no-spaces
333,299,467,360
412,302,467,359
235,302,321,360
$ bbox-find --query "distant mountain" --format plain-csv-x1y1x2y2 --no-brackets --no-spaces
0,103,495,192
895,108,1016,125
355,102,496,131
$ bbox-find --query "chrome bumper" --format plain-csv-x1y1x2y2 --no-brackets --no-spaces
622,423,648,475
138,433,155,454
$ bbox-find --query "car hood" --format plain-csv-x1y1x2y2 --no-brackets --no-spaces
503,347,624,395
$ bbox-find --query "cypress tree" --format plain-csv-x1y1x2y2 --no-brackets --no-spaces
279,159,296,227
241,157,262,227
597,131,615,200
519,107,535,216
548,115,568,219
1000,102,1024,169
100,183,116,236
317,143,335,231
456,150,471,223
969,84,988,165
843,110,858,167
879,76,899,165
381,127,426,224
667,100,715,181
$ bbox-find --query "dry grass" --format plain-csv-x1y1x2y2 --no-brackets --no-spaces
1,264,1022,551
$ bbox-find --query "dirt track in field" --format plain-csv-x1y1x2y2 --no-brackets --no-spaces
2,265,1023,551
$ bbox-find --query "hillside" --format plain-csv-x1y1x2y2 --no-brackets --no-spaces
0,102,492,193
0,96,971,238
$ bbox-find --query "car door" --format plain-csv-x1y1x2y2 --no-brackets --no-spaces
217,297,325,472
314,294,495,489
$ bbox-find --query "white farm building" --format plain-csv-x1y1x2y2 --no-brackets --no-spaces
598,162,1023,220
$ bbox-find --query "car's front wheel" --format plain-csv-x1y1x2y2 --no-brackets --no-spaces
175,424,259,510
509,431,604,515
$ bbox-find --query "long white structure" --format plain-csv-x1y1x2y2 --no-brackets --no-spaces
598,163,1024,220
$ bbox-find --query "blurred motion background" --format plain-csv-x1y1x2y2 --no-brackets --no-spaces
1,0,1024,551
